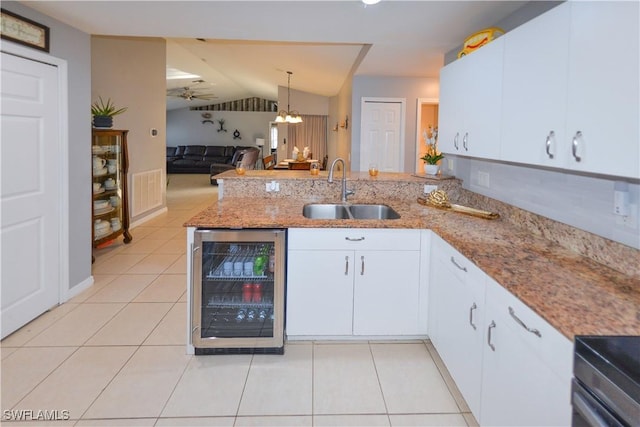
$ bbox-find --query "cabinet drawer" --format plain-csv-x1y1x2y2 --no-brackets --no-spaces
431,234,485,287
288,228,421,251
485,277,573,381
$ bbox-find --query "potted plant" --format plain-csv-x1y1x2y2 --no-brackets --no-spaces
91,97,127,128
420,126,443,175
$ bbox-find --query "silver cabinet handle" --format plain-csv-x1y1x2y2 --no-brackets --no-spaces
572,131,582,162
453,132,459,150
360,255,365,276
487,321,496,351
469,303,477,330
450,256,467,272
545,130,555,159
344,256,349,275
345,237,365,242
508,306,542,337
462,132,469,151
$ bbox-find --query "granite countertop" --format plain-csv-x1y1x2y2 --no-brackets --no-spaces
185,176,640,340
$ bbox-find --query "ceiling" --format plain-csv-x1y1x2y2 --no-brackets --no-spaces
24,1,528,110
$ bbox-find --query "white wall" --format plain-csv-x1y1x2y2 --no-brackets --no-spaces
91,36,167,224
351,76,439,172
167,109,274,147
3,1,92,294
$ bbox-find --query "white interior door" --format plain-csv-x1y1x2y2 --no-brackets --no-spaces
1,52,61,338
360,99,405,172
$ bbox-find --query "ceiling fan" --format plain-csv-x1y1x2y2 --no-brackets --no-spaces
167,80,217,101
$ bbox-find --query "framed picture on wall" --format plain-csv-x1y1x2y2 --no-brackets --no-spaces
1,8,50,52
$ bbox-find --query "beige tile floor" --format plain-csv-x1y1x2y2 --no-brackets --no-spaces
1,174,477,427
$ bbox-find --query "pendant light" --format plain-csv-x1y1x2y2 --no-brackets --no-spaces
275,71,303,124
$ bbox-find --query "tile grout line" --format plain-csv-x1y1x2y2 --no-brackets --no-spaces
232,353,255,425
75,343,142,422
367,340,392,425
9,345,82,413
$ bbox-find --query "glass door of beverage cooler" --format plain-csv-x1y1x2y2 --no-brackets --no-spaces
192,229,285,354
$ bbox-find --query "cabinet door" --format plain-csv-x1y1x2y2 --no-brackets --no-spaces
438,60,465,155
429,242,485,418
352,250,421,336
438,39,504,159
286,250,353,336
480,299,572,427
501,3,570,167
565,1,639,178
461,37,504,160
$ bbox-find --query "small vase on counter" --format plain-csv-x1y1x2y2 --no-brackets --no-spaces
424,164,439,175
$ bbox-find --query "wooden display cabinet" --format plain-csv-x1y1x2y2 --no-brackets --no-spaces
92,129,132,252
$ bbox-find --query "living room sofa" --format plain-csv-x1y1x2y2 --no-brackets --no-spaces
166,145,252,174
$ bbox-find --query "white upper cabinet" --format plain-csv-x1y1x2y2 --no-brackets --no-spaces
565,1,639,178
501,3,571,167
501,1,639,178
438,38,504,160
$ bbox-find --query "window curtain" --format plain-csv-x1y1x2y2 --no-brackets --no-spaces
287,115,327,161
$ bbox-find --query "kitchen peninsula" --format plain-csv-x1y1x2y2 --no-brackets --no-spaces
185,169,639,426
186,170,640,339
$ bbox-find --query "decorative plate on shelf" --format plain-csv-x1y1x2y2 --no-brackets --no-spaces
94,206,115,215
104,185,117,191
93,188,105,195
94,227,113,239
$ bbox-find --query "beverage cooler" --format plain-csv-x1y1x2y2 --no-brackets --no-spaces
190,229,286,354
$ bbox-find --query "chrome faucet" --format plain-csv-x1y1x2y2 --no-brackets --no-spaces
327,157,354,202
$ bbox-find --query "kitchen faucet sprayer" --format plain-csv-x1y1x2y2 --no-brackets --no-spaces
327,158,354,202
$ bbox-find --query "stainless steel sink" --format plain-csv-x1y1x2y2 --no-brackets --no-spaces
349,204,401,220
302,204,351,219
302,203,400,220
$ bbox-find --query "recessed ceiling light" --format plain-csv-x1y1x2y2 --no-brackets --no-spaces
362,0,381,5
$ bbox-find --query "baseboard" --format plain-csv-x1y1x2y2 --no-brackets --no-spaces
63,275,94,302
129,206,168,229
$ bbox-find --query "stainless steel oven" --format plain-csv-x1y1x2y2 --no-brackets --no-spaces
572,336,640,427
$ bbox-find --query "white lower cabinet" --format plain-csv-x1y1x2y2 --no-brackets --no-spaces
429,234,486,417
429,235,573,426
287,228,424,337
286,249,353,336
480,277,573,427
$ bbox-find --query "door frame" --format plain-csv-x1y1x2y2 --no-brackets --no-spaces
1,42,70,303
360,97,406,172
415,97,439,173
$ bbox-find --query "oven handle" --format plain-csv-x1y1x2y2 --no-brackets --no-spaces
572,389,609,427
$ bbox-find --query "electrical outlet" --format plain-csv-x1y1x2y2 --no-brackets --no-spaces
424,184,438,194
478,171,490,188
265,180,280,192
447,159,454,171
